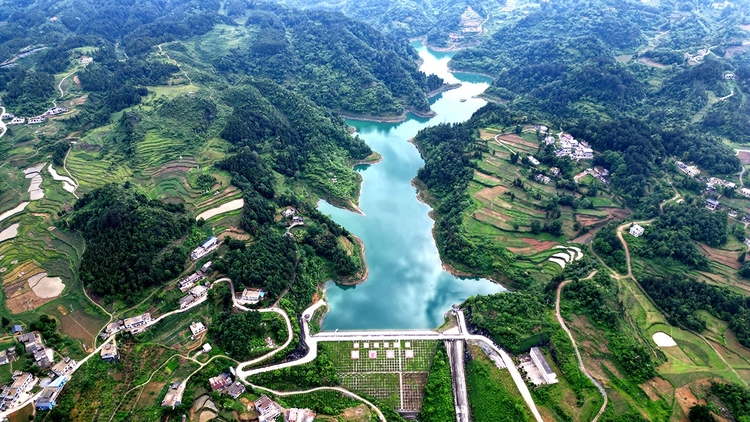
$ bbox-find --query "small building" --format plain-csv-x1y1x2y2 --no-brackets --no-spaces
100,320,124,339
629,224,645,238
0,349,17,366
535,125,549,133
292,215,304,224
226,381,246,399
1,112,14,119
549,167,560,177
11,325,22,335
161,381,184,408
534,174,551,185
527,156,540,166
706,198,720,210
529,347,558,385
543,136,556,145
200,261,213,274
285,408,316,422
238,288,264,305
191,237,221,261
81,56,93,64
50,357,76,377
282,207,297,218
28,116,46,125
189,322,206,337
202,343,212,353
100,341,119,362
8,117,25,125
35,375,66,411
208,373,232,392
741,187,750,197
45,107,68,116
256,394,282,422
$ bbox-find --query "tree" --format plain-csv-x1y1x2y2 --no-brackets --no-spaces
688,405,716,422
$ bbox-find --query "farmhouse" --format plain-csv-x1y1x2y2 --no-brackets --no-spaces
11,325,23,335
123,313,152,334
200,261,213,274
629,224,645,238
0,112,14,119
8,117,24,125
534,174,551,184
543,136,556,145
0,372,36,410
189,322,206,337
0,349,16,365
208,373,232,392
45,107,68,116
27,116,46,125
676,161,700,178
100,320,124,339
50,357,76,377
161,381,184,408
100,341,119,362
36,375,66,411
530,347,558,385
282,207,297,218
202,343,212,353
706,198,720,210
256,395,282,422
190,236,220,260
81,56,93,64
549,167,560,177
180,285,208,309
238,288,264,305
285,408,316,422
226,381,246,399
741,188,750,197
178,272,205,292
527,156,540,166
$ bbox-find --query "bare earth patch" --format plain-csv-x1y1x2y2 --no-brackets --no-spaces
219,227,250,241
738,151,750,165
521,238,557,252
696,244,742,269
28,273,65,298
652,332,677,347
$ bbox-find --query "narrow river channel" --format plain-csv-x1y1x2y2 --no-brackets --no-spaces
318,41,506,330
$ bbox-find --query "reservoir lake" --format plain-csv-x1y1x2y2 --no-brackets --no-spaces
319,41,506,330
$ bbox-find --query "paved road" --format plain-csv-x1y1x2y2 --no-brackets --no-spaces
446,340,470,422
0,107,7,139
237,303,544,422
556,272,608,422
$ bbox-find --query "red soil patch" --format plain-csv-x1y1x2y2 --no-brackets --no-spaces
521,238,557,252
73,75,82,89
219,227,250,241
637,57,666,68
496,134,538,149
738,151,750,165
696,244,742,270
475,185,508,202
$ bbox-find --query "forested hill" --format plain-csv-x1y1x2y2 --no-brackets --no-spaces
266,0,503,47
0,0,437,119
190,2,436,117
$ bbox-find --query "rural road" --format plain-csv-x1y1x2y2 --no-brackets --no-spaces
555,271,608,422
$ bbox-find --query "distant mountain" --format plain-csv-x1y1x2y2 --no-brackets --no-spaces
260,0,504,47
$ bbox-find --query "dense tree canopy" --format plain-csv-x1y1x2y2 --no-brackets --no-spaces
67,184,193,301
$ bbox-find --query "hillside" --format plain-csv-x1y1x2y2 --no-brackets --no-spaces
267,0,504,48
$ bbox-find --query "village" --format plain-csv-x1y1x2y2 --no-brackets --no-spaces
676,160,750,220
0,106,69,126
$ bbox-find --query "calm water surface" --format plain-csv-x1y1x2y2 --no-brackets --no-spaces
319,42,506,330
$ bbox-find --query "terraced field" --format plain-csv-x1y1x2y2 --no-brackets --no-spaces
66,149,133,193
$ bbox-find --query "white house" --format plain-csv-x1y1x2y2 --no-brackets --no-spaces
527,156,540,166
238,288,264,305
629,224,645,237
189,322,206,337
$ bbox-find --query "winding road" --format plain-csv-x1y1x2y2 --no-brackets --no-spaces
555,271,608,422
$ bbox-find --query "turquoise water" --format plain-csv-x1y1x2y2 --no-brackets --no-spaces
319,41,506,330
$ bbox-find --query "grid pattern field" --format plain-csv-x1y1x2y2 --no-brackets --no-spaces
322,340,437,411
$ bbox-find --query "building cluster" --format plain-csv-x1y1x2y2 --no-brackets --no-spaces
191,237,221,261
177,261,212,292
534,174,551,185
676,161,700,177
553,134,593,161
100,312,153,339
282,207,304,226
208,372,246,399
0,327,79,412
252,394,315,422
706,177,737,190
285,407,316,422
1,107,68,126
179,285,208,309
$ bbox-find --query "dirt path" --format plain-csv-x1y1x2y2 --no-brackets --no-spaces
555,272,608,422
249,384,386,422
